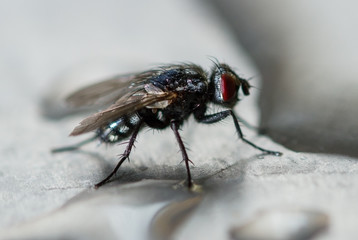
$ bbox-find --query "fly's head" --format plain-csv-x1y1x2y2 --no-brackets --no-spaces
209,63,251,108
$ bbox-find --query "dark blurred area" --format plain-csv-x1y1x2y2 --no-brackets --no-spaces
211,0,358,158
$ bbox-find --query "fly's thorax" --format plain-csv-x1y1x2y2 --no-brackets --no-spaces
147,66,209,114
151,66,208,93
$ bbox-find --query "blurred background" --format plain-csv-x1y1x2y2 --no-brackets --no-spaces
1,1,357,239
212,1,358,158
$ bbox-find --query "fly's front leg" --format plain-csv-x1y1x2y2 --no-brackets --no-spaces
170,120,193,188
195,109,282,156
95,119,143,188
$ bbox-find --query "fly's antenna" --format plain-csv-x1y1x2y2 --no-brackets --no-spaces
245,75,262,91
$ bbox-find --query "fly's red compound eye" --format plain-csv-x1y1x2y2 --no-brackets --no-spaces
220,73,237,101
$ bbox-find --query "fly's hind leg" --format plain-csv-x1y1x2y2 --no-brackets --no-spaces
94,119,143,188
51,135,98,153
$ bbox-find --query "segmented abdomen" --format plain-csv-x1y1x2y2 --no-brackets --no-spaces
96,113,141,143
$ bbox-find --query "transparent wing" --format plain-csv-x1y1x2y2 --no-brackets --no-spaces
65,64,203,108
65,71,155,108
70,84,177,136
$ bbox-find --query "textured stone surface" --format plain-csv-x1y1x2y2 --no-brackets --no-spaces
1,1,357,240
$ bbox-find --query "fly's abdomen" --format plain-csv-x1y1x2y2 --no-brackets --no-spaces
96,113,141,143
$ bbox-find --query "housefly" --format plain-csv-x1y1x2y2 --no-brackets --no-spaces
53,61,282,188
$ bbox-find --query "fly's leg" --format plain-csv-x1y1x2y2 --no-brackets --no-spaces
51,136,98,153
170,120,193,188
95,119,143,188
236,115,257,131
195,110,282,156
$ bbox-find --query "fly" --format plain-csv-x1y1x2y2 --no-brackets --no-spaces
52,61,282,188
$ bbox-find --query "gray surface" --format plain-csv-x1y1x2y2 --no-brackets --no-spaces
1,1,357,240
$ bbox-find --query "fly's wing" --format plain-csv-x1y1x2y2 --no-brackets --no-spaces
65,64,203,108
66,71,155,108
69,84,177,136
